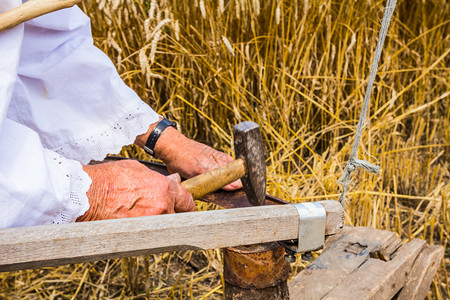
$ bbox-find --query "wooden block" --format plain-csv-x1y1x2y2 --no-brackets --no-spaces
320,200,345,236
288,226,402,300
322,238,426,300
396,244,444,300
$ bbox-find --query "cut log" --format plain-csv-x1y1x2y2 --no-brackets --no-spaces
396,245,444,300
0,200,343,272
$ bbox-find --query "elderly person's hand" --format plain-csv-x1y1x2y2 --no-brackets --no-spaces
77,160,194,221
135,120,243,191
78,118,242,222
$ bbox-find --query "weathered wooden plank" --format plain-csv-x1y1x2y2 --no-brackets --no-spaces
0,200,343,272
397,244,444,300
320,200,344,235
288,226,402,300
323,238,426,300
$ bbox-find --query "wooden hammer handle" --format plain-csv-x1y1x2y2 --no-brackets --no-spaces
181,158,246,200
0,0,82,32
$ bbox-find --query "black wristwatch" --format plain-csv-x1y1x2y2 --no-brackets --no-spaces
144,118,176,157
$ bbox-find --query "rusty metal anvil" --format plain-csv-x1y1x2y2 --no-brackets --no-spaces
181,121,266,206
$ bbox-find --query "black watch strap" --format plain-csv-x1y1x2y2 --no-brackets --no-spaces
144,118,176,156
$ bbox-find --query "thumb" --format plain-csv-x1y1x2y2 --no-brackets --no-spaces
167,173,181,183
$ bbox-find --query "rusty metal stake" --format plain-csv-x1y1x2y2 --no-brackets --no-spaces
223,242,290,300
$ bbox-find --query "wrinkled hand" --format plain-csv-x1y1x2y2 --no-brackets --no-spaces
135,122,243,191
77,160,194,222
158,131,242,191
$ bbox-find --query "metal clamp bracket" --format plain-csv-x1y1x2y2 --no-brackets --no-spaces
293,202,327,253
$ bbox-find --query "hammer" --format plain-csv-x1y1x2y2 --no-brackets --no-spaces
181,121,266,206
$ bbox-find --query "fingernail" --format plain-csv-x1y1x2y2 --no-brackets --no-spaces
233,180,242,187
167,173,181,183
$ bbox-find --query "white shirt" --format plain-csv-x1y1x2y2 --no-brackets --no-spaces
0,1,160,228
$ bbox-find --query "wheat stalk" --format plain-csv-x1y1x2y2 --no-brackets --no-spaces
149,0,156,19
200,0,206,19
174,20,180,41
221,36,235,57
148,18,171,41
139,47,149,75
110,0,120,11
253,0,260,16
276,6,281,25
144,18,151,41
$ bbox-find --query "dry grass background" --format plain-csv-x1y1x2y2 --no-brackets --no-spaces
1,0,449,299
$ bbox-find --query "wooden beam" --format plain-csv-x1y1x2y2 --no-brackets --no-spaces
0,200,343,272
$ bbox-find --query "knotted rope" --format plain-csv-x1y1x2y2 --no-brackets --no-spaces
338,0,397,207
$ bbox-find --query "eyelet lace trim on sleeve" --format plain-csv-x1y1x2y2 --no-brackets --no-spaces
52,157,92,224
52,102,159,165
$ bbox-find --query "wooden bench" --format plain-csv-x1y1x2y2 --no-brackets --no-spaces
288,226,444,300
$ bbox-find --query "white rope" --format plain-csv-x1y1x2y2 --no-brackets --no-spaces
338,0,397,207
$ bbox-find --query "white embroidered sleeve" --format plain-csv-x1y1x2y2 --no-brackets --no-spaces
0,3,159,228
0,119,91,228
8,5,160,164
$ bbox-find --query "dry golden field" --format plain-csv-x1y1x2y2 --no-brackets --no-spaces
1,0,449,299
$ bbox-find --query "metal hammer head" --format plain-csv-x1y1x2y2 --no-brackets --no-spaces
233,122,266,206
